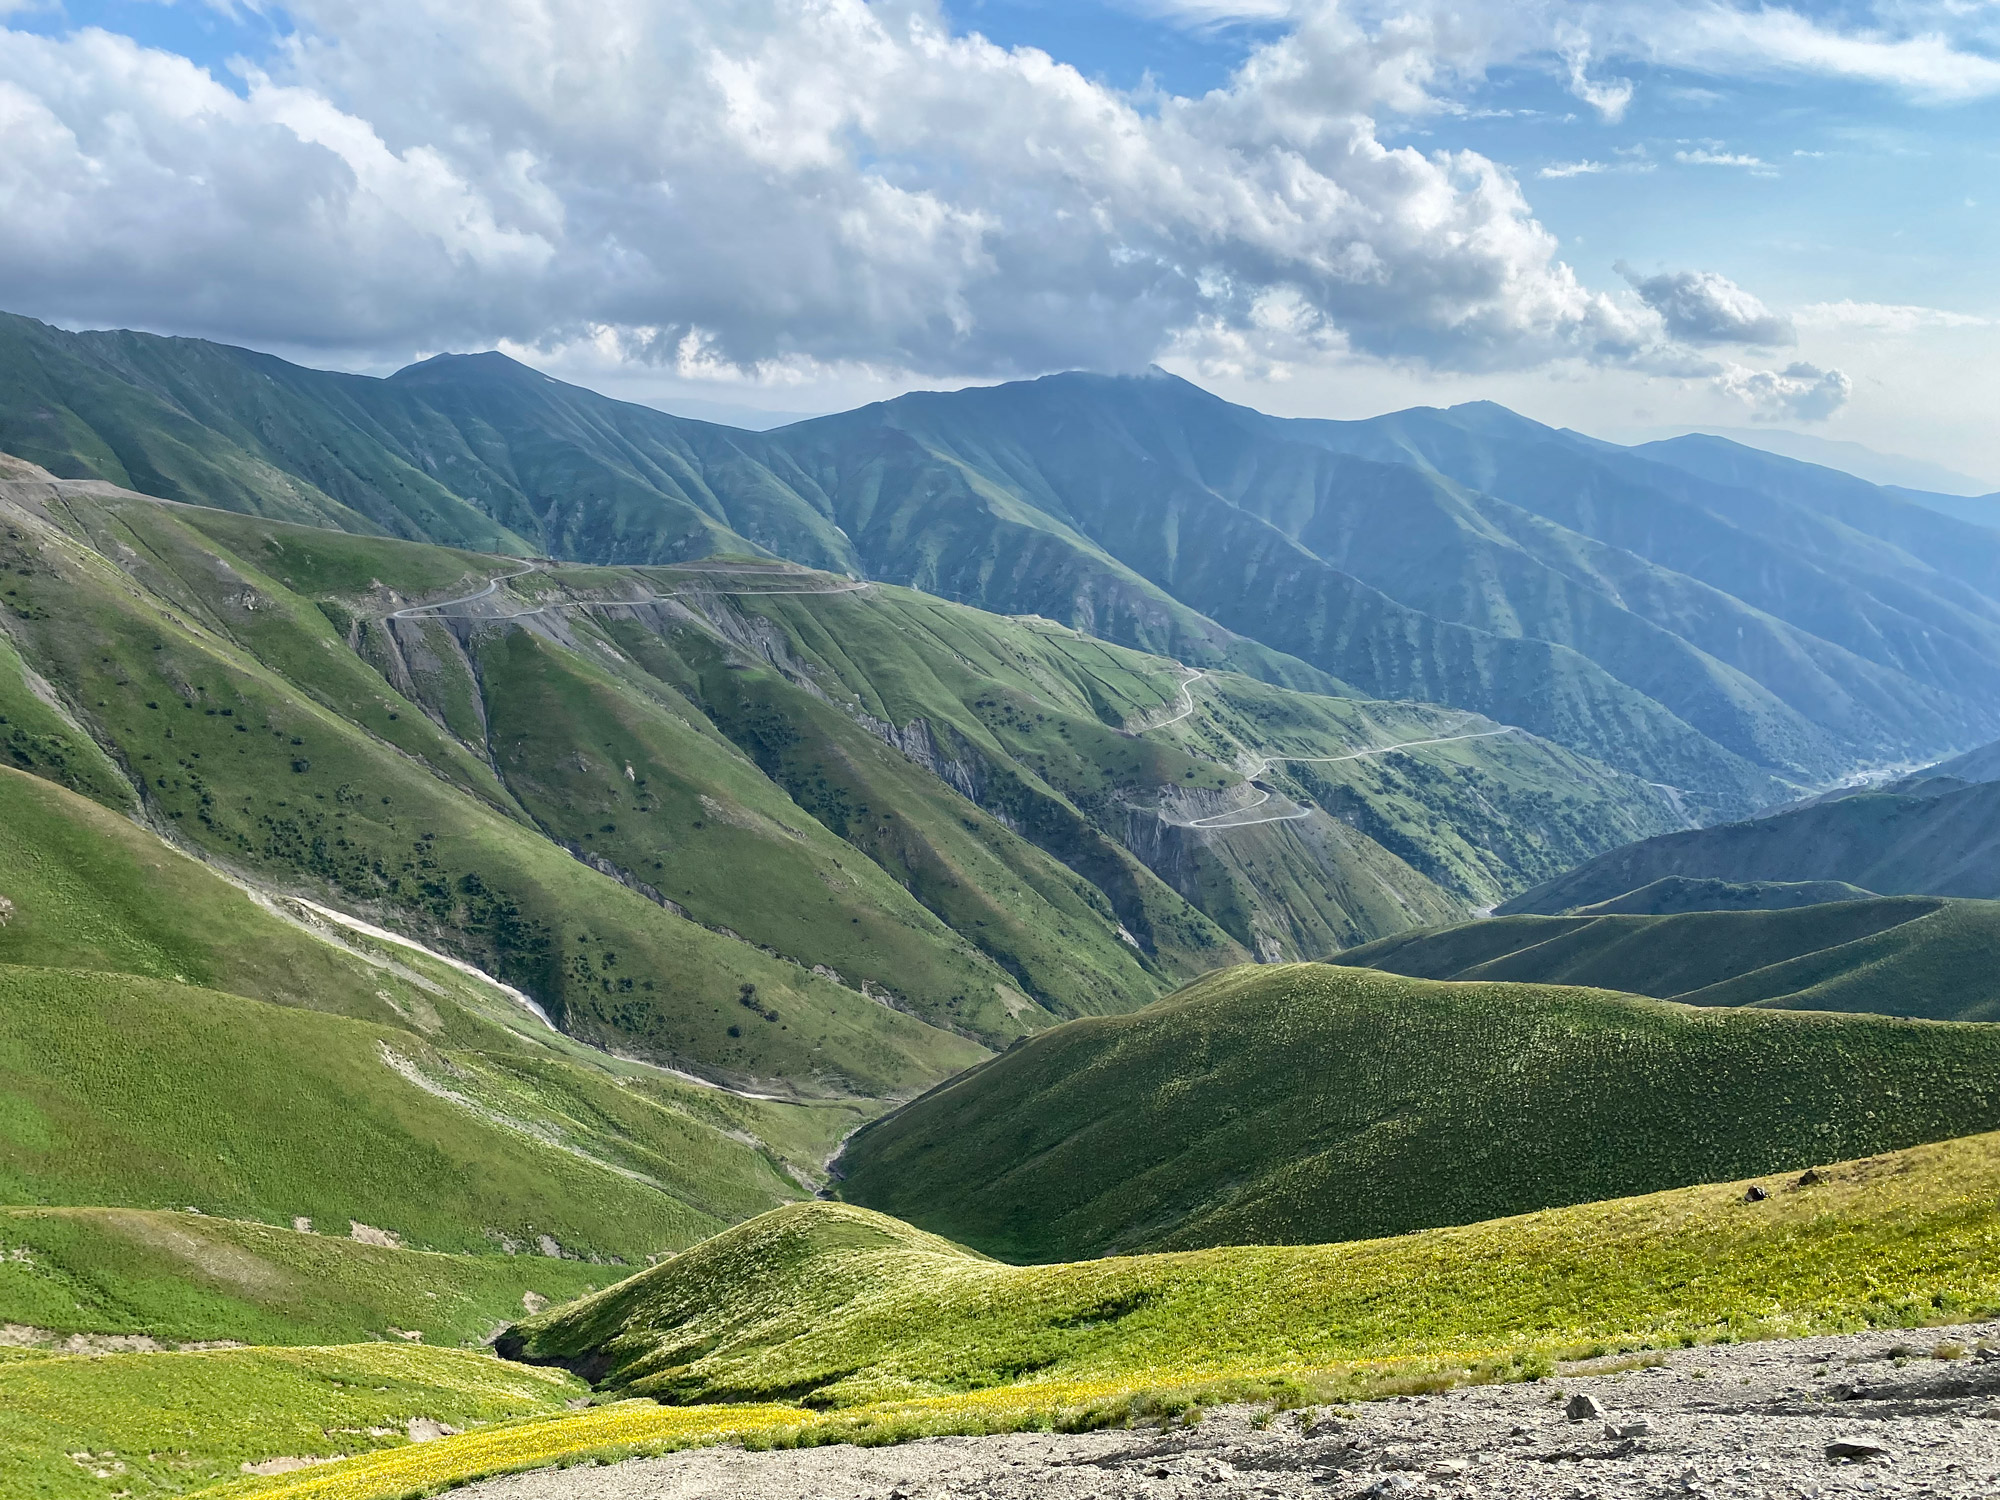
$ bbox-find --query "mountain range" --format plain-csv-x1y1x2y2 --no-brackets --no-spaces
12,310,2000,1493
12,312,2000,823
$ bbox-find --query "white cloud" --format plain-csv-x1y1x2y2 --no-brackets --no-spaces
1556,27,1634,121
0,0,1984,399
1716,360,1853,421
1649,5,2000,102
1538,158,1654,179
0,0,1665,380
1673,148,1768,167
1619,265,1795,346
1797,301,1992,332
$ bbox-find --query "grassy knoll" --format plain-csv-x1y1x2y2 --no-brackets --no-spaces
1574,876,1879,915
0,1209,610,1349
130,1128,2000,1499
0,1341,582,1499
1340,896,2000,1022
519,1131,2000,1405
837,963,2000,1260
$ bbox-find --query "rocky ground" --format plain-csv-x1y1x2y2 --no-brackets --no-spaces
464,1321,2000,1499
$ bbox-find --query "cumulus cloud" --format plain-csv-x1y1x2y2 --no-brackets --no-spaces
1,0,1957,392
0,0,1672,379
1618,264,1796,347
1717,361,1853,421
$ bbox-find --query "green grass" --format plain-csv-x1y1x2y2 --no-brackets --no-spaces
0,1208,610,1349
0,963,779,1260
1573,876,1879,915
46,1127,2000,1499
508,1129,2000,1407
0,763,482,1033
836,962,2000,1260
0,760,878,1247
1341,896,2000,1021
0,1340,582,1499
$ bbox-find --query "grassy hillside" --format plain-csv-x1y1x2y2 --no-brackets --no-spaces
19,1129,1987,1500
0,466,1677,1049
513,1131,2000,1407
0,1341,583,1500
0,1208,612,1349
1502,777,2000,914
1342,896,2000,1021
0,963,784,1259
835,963,2000,1261
0,479,989,1093
0,756,883,1233
1573,875,1877,914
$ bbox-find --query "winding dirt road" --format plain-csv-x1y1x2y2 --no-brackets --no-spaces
388,564,870,623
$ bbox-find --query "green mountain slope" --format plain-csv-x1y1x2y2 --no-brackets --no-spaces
0,1207,611,1349
15,314,2000,816
1342,896,2000,1021
0,460,1674,1045
0,1342,583,1500
509,1130,2000,1406
833,962,2000,1262
0,762,875,1253
0,962,741,1258
1502,776,2000,916
1572,876,1878,914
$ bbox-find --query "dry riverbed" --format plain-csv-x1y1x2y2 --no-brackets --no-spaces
463,1321,2000,1499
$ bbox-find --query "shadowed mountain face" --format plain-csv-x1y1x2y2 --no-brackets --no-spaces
1341,896,2000,1024
1501,770,2000,917
10,311,2000,818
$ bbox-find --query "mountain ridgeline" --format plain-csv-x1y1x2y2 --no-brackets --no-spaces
1342,896,2000,1023
1501,768,2000,916
11,312,2000,822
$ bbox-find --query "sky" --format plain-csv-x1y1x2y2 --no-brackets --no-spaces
2,1,1997,482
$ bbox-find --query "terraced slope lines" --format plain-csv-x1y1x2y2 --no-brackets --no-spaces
1342,896,2000,1022
1504,777,2000,915
834,963,2000,1260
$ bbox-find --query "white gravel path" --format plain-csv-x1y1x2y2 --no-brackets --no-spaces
464,1321,2000,1500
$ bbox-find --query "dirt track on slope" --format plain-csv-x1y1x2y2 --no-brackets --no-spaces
464,1320,2000,1499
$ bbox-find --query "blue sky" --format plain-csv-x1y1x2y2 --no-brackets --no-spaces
4,0,1998,479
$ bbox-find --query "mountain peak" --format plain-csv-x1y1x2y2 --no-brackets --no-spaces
389,349,551,386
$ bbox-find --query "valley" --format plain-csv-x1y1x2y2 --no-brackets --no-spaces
3,329,2000,1500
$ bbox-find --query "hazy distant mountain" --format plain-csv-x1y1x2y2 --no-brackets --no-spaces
1627,425,1996,498
1500,770,2000,915
10,312,2000,818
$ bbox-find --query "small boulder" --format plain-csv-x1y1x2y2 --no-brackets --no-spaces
1743,1185,1769,1203
1606,1419,1652,1439
1826,1441,1890,1463
1796,1168,1825,1187
1565,1393,1605,1422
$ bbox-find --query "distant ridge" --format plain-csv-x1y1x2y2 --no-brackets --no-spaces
10,310,2000,818
1572,876,1877,915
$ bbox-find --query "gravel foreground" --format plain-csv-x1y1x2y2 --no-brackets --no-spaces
463,1322,2000,1500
